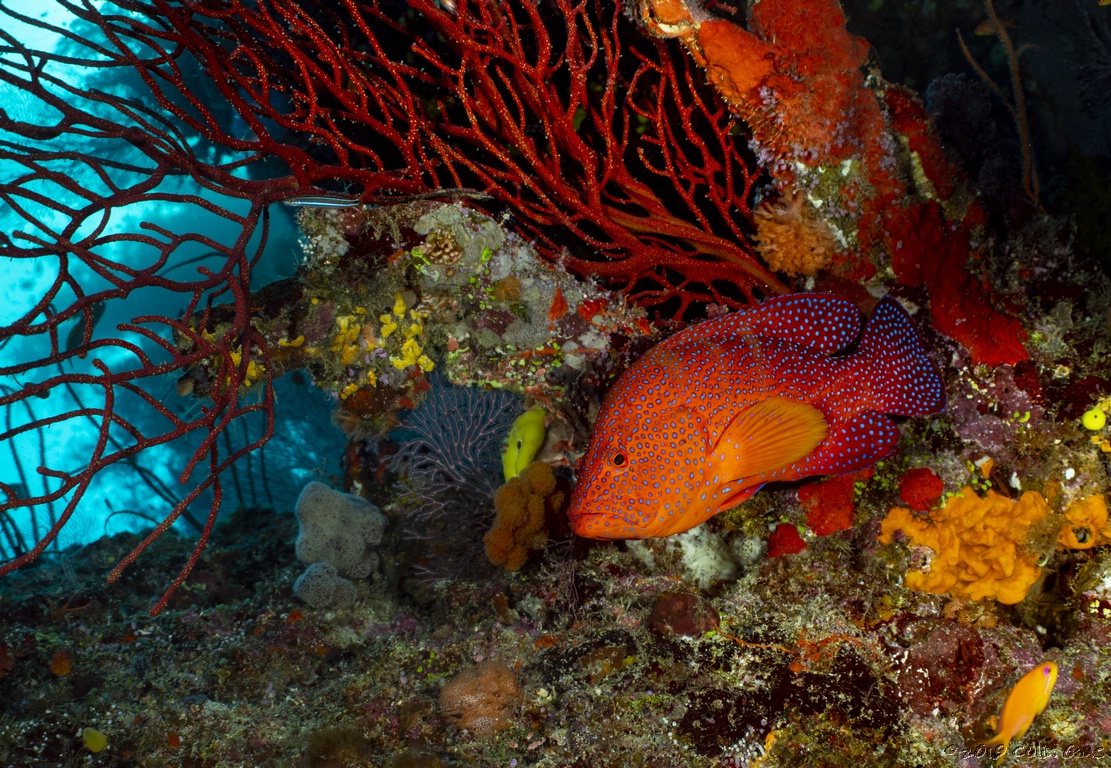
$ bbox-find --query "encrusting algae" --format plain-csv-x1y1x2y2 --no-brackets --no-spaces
879,487,1049,605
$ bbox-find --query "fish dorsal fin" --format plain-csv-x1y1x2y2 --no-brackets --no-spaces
711,397,827,481
679,294,863,355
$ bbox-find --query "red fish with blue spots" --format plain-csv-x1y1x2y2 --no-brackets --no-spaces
568,293,946,539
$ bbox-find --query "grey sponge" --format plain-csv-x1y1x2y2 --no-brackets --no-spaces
294,481,386,579
292,562,357,609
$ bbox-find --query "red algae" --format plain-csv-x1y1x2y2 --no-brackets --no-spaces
798,469,873,536
767,523,808,557
899,468,945,512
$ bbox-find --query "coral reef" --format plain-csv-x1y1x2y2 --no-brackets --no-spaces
206,201,653,446
6,1,1111,767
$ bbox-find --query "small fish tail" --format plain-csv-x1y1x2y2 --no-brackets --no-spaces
853,296,946,416
980,732,1010,766
980,732,1007,749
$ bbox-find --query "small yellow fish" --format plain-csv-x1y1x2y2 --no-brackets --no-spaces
982,661,1058,765
502,409,546,481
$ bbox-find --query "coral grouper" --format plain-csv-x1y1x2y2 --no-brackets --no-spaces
569,293,946,539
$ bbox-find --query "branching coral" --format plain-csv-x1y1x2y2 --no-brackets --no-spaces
879,487,1050,604
635,0,879,170
155,0,785,315
389,378,521,504
0,0,784,610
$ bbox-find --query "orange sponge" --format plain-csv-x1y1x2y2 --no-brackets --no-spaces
484,461,565,570
1058,494,1111,549
439,660,520,735
879,487,1049,605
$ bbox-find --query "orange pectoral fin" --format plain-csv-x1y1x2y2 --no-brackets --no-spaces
711,397,827,480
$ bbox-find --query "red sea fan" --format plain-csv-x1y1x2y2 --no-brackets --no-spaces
148,0,785,315
1,0,782,610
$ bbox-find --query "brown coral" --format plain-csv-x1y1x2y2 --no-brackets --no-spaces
754,191,841,277
484,461,566,571
439,660,520,735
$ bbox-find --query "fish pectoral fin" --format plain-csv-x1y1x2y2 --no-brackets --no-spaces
711,397,827,480
716,485,761,515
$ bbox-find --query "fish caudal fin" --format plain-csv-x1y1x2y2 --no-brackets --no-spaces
711,397,827,481
853,296,946,416
980,732,1010,766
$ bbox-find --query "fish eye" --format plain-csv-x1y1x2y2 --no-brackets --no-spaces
611,452,627,467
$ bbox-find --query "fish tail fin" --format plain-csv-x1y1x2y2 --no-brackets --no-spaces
854,296,946,416
980,733,1009,766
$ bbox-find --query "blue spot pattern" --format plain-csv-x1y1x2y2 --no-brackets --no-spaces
568,293,946,540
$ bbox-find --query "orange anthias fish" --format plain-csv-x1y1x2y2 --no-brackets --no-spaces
982,661,1058,765
568,293,946,539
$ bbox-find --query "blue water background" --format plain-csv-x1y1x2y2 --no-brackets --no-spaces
0,1,346,560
